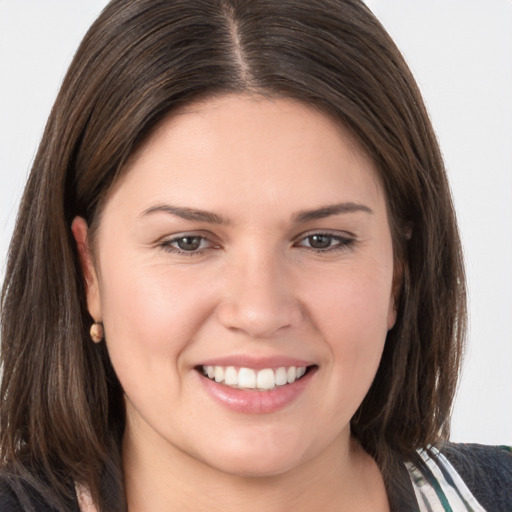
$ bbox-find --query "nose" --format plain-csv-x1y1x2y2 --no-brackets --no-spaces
216,250,304,339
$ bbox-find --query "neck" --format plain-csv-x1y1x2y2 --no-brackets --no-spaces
122,423,389,512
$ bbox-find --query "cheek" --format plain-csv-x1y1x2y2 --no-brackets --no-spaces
303,263,392,377
308,264,392,335
97,257,216,375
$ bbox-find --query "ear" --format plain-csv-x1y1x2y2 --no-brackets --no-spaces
71,217,102,322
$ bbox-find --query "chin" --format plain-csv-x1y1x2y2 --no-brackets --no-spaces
195,433,310,479
210,454,303,479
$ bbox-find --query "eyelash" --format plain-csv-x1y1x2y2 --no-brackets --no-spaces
294,232,355,253
159,234,216,256
159,231,355,256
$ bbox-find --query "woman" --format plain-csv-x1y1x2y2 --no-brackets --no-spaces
0,0,510,511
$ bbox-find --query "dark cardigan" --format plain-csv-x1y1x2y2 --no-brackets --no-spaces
441,443,512,511
1,443,510,511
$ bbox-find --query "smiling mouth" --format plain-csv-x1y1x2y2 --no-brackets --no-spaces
198,365,315,391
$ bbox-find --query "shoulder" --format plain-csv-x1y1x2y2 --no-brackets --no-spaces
0,473,41,512
0,476,24,511
439,442,512,510
0,470,80,512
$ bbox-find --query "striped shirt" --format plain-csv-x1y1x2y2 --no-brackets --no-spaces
406,446,486,511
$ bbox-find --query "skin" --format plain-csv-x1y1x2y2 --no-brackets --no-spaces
73,94,396,511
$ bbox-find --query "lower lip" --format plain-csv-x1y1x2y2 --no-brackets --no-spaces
197,368,316,414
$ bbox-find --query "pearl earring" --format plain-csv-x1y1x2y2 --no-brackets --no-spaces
90,322,104,342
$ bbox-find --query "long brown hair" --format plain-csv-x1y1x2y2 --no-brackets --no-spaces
1,0,466,510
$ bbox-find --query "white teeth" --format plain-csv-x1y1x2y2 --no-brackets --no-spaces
214,366,224,383
202,364,310,390
224,366,238,385
257,368,276,390
238,368,256,388
275,367,287,386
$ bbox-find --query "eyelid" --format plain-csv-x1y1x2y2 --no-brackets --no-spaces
293,230,356,251
293,228,356,240
156,229,356,255
158,231,221,255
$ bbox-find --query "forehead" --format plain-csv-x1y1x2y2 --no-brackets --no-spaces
105,93,385,222
136,94,374,172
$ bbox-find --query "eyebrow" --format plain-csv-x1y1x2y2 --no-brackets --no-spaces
140,201,373,225
140,204,228,225
293,202,373,222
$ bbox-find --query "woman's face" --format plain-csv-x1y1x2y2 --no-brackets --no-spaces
74,94,396,477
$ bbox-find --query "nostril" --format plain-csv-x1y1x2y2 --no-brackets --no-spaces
215,298,304,338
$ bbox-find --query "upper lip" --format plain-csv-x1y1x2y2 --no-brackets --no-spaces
196,355,315,370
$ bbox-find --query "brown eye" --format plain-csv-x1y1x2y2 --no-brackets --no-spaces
175,236,203,251
296,232,354,252
160,233,219,256
307,234,332,249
